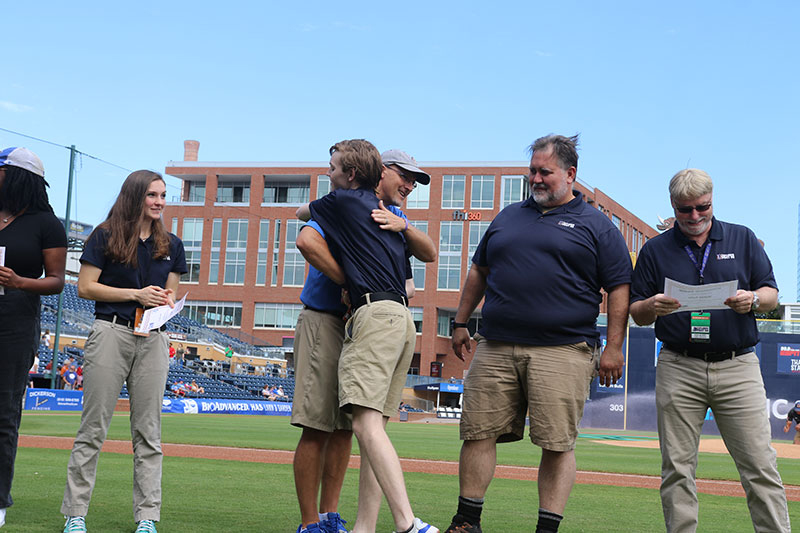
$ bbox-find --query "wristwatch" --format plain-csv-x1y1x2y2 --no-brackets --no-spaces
453,322,469,329
750,291,760,312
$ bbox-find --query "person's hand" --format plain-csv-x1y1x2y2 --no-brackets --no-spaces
135,285,172,307
371,200,407,232
598,344,624,387
452,327,473,361
725,289,755,315
164,288,177,308
651,293,681,316
0,265,23,289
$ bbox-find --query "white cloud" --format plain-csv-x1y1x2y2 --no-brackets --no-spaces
0,101,33,113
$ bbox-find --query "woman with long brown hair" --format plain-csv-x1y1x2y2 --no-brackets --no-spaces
61,170,186,533
0,147,66,528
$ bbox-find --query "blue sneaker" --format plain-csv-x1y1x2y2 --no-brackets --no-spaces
63,516,87,533
296,522,326,533
135,519,157,533
320,512,348,533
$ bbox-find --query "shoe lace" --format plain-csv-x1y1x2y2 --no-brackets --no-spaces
325,514,348,533
64,516,86,532
136,519,157,533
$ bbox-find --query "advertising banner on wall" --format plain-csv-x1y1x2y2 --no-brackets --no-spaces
24,389,83,411
777,344,800,374
161,398,292,416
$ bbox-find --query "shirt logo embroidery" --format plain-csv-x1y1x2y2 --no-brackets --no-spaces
558,221,575,229
163,255,171,261
716,253,735,260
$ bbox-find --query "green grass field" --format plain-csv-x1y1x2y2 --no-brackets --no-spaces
4,412,798,532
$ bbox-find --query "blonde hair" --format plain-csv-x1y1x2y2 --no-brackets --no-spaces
669,168,713,201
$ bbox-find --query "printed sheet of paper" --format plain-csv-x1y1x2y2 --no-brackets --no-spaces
0,246,5,295
663,278,737,312
134,293,187,334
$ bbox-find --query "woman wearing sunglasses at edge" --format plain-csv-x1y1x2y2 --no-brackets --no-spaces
60,170,186,533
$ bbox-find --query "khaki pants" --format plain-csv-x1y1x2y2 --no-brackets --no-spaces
656,349,790,532
61,320,169,522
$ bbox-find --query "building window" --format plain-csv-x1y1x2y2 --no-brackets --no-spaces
406,183,429,209
501,175,526,208
437,309,481,337
182,301,242,327
208,218,222,284
283,220,305,287
170,218,178,234
186,181,206,203
468,221,490,255
611,214,622,232
442,175,465,209
263,177,310,204
224,219,248,284
438,221,463,290
316,175,331,199
470,175,495,209
180,218,203,283
254,303,303,329
410,307,423,334
216,181,250,203
409,221,428,289
256,219,270,286
271,219,282,286
209,251,220,284
181,218,203,248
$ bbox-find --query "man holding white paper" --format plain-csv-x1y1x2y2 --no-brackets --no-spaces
629,168,790,532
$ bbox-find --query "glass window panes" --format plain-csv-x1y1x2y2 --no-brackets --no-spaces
223,251,246,284
254,303,303,329
410,307,423,334
470,175,494,209
501,175,526,208
316,175,331,199
208,251,219,284
216,181,250,203
263,182,310,204
409,221,428,289
283,220,305,286
181,218,203,248
468,221,490,255
182,301,242,327
181,250,201,283
437,255,462,290
405,183,429,209
170,218,178,234
439,221,463,253
211,219,222,248
187,181,205,202
442,175,465,209
226,219,248,249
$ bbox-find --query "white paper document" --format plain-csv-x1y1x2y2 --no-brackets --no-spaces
663,278,737,312
134,293,187,334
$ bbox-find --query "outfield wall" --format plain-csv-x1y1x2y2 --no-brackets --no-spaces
582,326,800,440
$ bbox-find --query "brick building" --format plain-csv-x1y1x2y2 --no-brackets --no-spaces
164,140,658,379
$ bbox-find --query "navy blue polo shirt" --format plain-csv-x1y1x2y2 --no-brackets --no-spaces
309,188,408,303
474,191,631,346
631,217,776,353
81,227,187,321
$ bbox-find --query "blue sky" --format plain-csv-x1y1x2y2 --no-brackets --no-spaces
2,1,799,299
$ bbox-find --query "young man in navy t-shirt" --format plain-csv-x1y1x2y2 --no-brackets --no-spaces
300,140,437,533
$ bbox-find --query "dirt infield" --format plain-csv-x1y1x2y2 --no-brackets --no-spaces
18,435,800,502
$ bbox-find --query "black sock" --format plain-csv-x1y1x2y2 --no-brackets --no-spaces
536,509,563,533
397,523,414,533
454,495,484,525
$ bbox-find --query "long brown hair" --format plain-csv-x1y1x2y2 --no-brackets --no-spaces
95,170,170,267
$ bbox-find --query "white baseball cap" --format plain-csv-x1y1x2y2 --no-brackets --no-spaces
381,149,430,185
0,147,45,177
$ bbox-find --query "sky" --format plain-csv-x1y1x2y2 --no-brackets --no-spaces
2,1,799,299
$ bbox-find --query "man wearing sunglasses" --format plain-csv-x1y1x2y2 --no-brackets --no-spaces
630,169,790,532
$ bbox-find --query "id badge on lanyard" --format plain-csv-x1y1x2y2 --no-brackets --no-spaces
684,242,712,344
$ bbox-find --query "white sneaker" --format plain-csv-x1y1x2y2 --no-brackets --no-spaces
394,517,439,533
63,515,86,532
0,507,6,527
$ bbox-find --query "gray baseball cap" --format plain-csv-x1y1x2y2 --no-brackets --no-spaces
381,149,430,185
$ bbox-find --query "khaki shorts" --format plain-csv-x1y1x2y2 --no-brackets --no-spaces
338,300,416,416
460,335,598,451
290,308,350,432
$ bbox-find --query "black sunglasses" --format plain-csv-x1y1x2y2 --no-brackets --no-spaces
675,203,711,214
